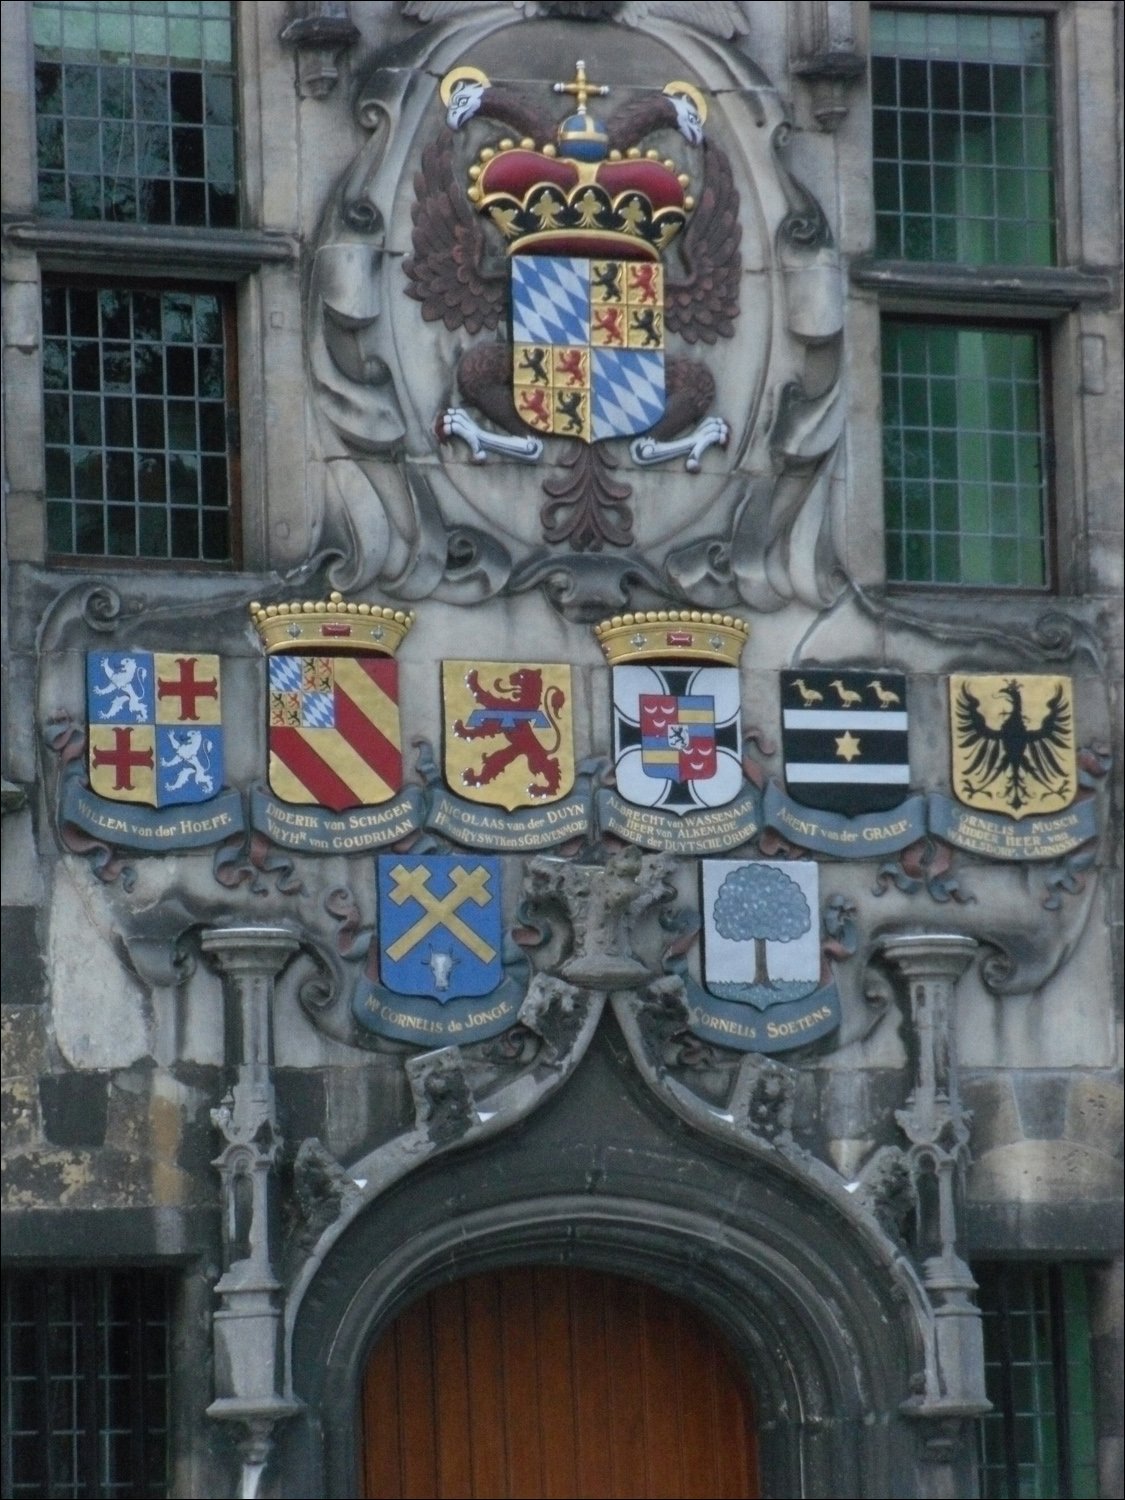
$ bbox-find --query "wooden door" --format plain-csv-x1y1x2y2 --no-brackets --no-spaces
361,1265,759,1499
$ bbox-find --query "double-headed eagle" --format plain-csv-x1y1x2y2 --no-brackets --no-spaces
403,67,741,485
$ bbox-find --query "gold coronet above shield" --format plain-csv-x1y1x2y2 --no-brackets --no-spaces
594,610,749,667
250,592,415,657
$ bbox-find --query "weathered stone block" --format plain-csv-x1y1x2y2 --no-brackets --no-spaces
39,1072,109,1148
1,906,47,1006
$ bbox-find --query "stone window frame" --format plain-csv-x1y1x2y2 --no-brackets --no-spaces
849,0,1118,601
1,1,298,575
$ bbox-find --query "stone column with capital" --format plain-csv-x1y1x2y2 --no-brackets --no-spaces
201,927,301,1499
878,931,989,1488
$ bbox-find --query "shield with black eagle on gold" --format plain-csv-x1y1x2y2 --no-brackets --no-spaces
950,673,1077,819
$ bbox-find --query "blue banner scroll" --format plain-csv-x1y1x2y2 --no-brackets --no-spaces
763,781,926,858
61,774,244,851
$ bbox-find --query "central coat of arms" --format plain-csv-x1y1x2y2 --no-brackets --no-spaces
400,59,739,549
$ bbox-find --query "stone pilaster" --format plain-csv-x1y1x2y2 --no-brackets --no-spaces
202,927,301,1500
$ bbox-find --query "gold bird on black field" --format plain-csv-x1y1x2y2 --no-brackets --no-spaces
955,679,1071,811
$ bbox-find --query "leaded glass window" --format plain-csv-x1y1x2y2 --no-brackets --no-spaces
1,1268,172,1498
976,1263,1098,1500
882,321,1047,588
43,282,237,563
872,9,1055,265
33,0,237,227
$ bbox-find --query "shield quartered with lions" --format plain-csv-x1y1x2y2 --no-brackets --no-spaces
86,650,224,808
511,256,665,442
443,661,575,812
950,673,1077,819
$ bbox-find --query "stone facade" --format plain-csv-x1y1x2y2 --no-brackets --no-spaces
1,3,1121,1497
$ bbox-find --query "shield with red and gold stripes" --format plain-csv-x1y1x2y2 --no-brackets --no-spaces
267,653,401,812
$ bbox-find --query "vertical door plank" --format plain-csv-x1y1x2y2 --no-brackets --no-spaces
604,1275,648,1499
712,1341,757,1500
465,1273,508,1499
362,1322,404,1499
638,1283,685,1500
499,1267,543,1497
568,1269,615,1500
396,1299,439,1500
533,1268,579,1500
431,1281,473,1499
360,1266,760,1500
674,1304,721,1500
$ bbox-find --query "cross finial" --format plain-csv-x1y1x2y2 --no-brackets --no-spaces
553,60,608,115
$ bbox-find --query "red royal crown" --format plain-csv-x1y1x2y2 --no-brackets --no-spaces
462,62,694,261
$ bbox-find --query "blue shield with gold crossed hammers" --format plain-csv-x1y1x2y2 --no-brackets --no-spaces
377,855,504,1002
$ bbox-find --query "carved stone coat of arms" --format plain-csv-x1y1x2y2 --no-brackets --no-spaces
308,4,847,619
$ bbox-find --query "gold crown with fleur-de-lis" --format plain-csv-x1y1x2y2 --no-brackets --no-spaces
249,592,415,656
594,609,749,667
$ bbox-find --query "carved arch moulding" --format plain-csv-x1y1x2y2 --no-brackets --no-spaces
306,2,846,618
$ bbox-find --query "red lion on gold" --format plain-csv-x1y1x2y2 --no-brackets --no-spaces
453,669,565,799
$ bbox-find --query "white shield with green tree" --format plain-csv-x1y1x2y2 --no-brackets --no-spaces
702,860,821,1009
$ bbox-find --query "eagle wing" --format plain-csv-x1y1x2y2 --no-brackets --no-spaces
403,133,507,336
664,143,742,345
954,683,1006,788
1023,686,1073,790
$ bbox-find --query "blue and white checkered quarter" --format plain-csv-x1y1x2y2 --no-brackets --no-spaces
511,257,589,347
299,691,335,729
591,350,665,441
269,656,302,693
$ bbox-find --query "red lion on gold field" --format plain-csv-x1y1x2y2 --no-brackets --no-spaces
453,668,565,799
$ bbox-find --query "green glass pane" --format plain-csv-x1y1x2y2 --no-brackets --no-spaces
991,537,1018,585
882,376,901,426
1026,171,1052,222
894,324,928,373
904,482,930,529
904,215,934,259
932,432,956,478
957,330,988,378
959,432,987,480
884,530,905,581
990,436,1016,484
98,12,132,58
931,112,960,165
930,378,955,426
932,164,957,214
926,13,958,58
1023,116,1051,168
904,532,932,581
870,12,897,54
134,15,167,58
61,8,98,54
46,500,74,552
933,483,958,531
997,222,1028,265
168,18,203,62
1011,336,1037,381
957,379,987,428
1023,66,1049,113
1019,538,1045,585
987,381,1014,429
992,64,1023,117
985,335,1012,378
934,534,959,580
901,376,928,425
1016,437,1041,484
927,327,956,374
871,54,897,105
873,108,899,160
884,482,903,529
901,111,930,161
875,214,902,259
202,18,231,64
898,16,928,59
902,165,932,213
33,4,63,49
903,432,930,478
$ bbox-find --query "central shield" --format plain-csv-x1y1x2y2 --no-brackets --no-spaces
511,256,665,442
613,664,742,815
